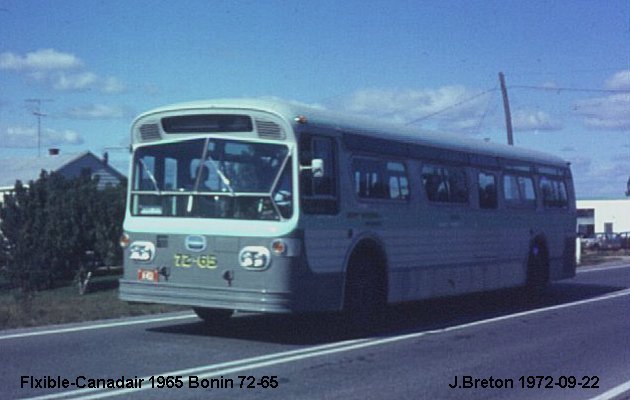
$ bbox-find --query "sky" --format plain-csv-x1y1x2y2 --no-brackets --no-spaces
1,0,629,199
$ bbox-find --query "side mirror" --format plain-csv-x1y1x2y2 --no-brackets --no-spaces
300,158,325,178
311,159,324,178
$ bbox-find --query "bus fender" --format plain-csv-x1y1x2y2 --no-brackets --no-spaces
341,233,389,306
341,232,388,276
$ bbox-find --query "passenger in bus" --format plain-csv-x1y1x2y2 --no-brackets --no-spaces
187,164,211,191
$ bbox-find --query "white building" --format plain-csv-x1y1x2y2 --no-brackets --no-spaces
576,199,630,236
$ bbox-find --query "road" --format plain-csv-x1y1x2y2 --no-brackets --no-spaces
2,261,630,400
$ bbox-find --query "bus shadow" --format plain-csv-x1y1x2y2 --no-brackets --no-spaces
147,282,625,345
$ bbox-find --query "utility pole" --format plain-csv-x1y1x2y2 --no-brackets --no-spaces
498,72,514,146
25,98,53,157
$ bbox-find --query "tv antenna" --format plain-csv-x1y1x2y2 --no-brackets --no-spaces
25,98,53,157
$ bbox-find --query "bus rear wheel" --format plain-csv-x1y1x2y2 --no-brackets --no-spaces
193,307,233,325
525,240,550,300
343,250,387,336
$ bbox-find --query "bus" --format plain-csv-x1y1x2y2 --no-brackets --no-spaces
119,98,576,325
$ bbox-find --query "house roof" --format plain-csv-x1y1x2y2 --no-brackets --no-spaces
0,151,125,190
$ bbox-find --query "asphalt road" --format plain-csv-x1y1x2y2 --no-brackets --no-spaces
3,261,630,400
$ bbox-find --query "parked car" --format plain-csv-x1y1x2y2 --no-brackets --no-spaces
594,232,622,251
619,232,630,249
580,235,598,250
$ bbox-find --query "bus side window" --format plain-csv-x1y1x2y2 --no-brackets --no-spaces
422,164,468,204
540,176,568,208
519,176,537,206
503,173,536,208
299,135,338,214
503,174,520,203
352,158,409,201
478,172,497,209
446,167,468,203
422,165,442,202
387,162,409,200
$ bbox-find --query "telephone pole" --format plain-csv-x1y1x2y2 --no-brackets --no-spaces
498,72,514,146
25,98,53,157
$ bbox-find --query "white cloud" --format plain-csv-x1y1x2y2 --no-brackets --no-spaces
0,49,82,71
1,126,84,148
102,76,126,93
512,110,562,132
570,154,630,199
32,71,126,94
574,70,630,131
53,72,98,91
605,70,630,90
47,129,83,146
1,49,125,94
340,86,493,131
65,104,127,119
574,93,630,130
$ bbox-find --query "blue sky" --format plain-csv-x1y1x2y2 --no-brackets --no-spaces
1,0,629,199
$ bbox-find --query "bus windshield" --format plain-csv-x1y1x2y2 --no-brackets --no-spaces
131,138,292,220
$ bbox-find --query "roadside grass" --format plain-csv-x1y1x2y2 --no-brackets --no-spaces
0,274,186,330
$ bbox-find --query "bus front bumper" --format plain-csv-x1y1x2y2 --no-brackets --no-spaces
119,279,297,313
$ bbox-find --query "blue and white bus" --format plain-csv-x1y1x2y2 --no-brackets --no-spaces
119,99,576,324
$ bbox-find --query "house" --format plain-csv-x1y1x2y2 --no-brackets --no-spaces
576,199,630,236
0,150,126,202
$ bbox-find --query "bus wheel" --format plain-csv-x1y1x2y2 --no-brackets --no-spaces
343,250,387,336
525,240,549,300
193,307,233,325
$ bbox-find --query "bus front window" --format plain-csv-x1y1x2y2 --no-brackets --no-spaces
131,138,292,220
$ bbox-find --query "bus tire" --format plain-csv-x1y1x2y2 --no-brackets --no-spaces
193,307,233,325
525,239,550,300
343,245,387,336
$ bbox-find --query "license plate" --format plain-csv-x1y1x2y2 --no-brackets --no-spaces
137,268,159,282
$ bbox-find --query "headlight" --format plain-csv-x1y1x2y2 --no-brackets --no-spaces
271,239,287,255
120,233,130,248
238,246,270,270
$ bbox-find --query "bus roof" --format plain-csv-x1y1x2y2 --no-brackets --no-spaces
134,98,569,169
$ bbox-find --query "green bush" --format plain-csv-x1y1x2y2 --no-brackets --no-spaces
0,170,126,292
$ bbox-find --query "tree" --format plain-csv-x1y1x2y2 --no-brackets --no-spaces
0,170,126,292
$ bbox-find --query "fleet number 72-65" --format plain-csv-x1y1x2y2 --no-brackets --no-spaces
174,253,217,269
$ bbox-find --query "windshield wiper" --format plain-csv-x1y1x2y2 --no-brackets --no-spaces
191,138,235,196
187,138,236,214
139,158,161,194
205,154,235,196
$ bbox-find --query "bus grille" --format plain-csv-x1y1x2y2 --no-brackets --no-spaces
255,119,285,139
139,123,161,142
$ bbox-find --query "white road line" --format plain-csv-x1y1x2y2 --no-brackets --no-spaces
18,287,630,400
0,313,196,341
18,338,371,400
588,380,630,400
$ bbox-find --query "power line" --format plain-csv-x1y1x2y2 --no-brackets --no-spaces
405,88,497,126
506,67,626,77
471,86,497,137
509,85,630,94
